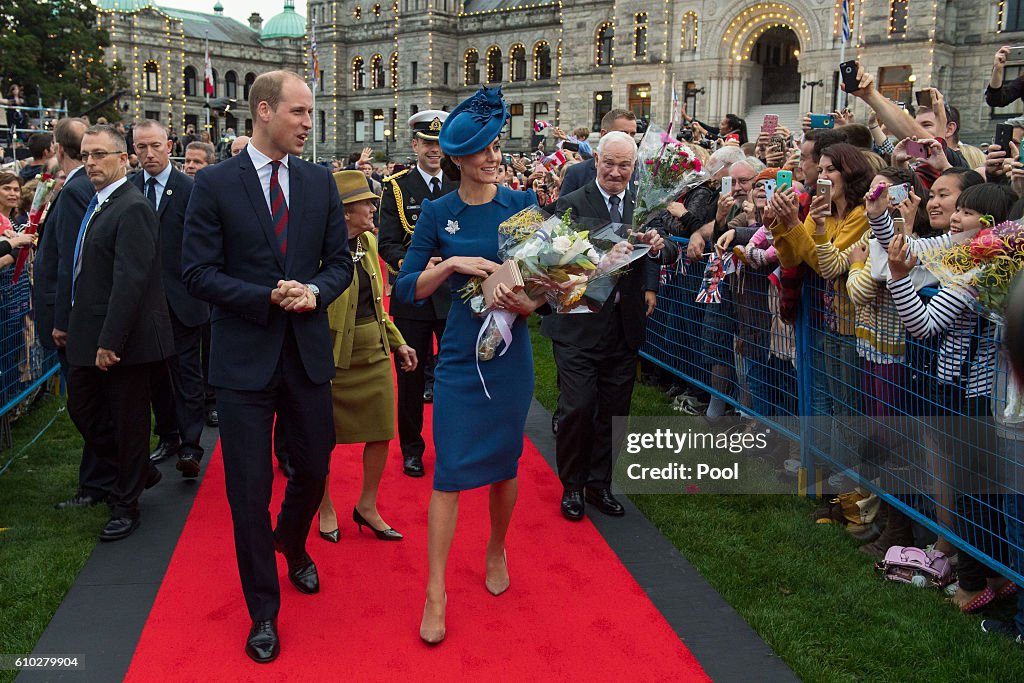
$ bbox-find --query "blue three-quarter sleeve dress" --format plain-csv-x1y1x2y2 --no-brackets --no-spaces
395,186,537,491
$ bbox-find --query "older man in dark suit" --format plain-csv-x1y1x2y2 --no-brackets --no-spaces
558,109,638,196
130,119,208,477
36,117,119,510
66,124,174,541
542,130,673,522
182,70,351,663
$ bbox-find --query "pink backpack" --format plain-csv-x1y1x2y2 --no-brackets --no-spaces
875,546,953,588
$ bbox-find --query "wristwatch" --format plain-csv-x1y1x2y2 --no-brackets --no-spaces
305,283,321,309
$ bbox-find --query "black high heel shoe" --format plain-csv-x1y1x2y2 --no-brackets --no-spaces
318,513,340,543
352,507,403,541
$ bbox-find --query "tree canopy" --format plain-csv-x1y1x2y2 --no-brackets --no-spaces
0,0,125,122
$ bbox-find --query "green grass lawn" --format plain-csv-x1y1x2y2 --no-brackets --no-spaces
529,318,1024,683
0,393,105,683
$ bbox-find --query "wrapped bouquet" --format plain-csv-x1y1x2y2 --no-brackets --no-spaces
11,173,58,283
460,206,650,394
916,219,1024,324
633,127,707,229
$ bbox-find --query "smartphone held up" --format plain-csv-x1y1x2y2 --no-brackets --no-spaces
816,179,833,216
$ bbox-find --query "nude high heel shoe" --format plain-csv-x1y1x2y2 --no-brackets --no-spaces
485,550,509,596
419,593,447,645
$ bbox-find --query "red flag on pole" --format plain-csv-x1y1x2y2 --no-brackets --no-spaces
204,48,214,97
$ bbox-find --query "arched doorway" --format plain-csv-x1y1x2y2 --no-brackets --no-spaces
752,27,800,105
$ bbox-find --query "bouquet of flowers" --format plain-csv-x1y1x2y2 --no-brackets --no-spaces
11,173,58,284
916,220,1024,323
633,126,707,229
460,206,650,378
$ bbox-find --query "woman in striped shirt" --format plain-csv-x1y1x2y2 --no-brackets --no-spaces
887,183,1016,613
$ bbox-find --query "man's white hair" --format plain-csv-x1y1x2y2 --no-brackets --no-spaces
709,145,747,167
596,130,637,158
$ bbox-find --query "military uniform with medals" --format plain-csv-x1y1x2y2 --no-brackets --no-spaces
378,110,458,476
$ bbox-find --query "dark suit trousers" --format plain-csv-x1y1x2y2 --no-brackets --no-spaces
150,311,205,455
67,362,156,517
216,325,333,621
58,348,116,499
552,307,637,490
392,316,445,459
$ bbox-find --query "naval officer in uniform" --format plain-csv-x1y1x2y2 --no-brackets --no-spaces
377,110,458,477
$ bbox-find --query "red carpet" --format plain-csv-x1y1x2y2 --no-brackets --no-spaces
125,409,707,680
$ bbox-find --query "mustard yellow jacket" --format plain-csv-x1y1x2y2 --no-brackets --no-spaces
327,232,406,369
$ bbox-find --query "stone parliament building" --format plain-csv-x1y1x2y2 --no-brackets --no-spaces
100,0,1024,158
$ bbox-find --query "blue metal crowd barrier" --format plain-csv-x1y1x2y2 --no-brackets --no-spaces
0,262,59,419
641,236,1024,587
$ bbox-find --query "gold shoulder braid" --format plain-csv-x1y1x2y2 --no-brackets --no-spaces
387,176,416,238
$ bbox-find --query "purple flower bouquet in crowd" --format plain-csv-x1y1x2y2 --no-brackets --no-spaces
633,126,707,229
460,206,649,366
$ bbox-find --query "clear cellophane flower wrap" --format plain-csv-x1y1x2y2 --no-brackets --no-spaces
633,126,707,229
460,206,651,363
916,219,1024,324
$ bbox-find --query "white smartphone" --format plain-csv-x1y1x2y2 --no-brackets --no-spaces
816,179,833,216
721,176,733,194
763,179,777,204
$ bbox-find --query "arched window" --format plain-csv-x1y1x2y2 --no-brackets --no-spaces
144,60,159,92
533,42,551,80
370,54,385,88
634,12,647,58
389,52,399,88
681,12,698,52
184,66,197,96
509,44,526,82
211,69,218,97
464,48,479,86
225,70,237,99
595,22,613,67
353,5,362,19
888,0,907,34
486,46,502,83
372,2,381,16
243,72,255,100
352,57,366,90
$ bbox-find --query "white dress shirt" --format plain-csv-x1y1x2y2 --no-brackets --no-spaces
142,162,172,211
417,164,443,193
247,142,289,214
595,182,627,219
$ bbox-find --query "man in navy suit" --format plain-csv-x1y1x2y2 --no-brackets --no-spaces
182,70,352,664
36,117,119,510
130,120,209,477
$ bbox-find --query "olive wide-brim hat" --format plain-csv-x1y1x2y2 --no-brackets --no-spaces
439,86,509,157
333,170,378,204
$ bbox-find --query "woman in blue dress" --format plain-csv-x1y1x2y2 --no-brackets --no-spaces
395,87,543,644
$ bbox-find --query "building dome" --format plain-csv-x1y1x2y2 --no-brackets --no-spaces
261,0,305,39
96,0,151,11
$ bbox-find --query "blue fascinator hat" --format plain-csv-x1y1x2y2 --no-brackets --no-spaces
439,87,509,157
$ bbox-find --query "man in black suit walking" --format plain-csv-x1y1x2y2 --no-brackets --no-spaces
36,117,119,510
377,110,456,477
541,131,672,521
65,124,174,541
130,119,209,477
182,70,351,663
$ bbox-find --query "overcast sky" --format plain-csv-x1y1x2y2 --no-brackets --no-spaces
107,0,308,27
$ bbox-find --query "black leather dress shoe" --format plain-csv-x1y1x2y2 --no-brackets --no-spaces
145,465,162,489
100,514,140,541
149,439,180,463
245,619,279,663
273,533,320,594
561,489,584,521
176,452,201,478
285,553,319,594
54,492,102,510
585,487,625,516
403,455,424,477
205,408,219,428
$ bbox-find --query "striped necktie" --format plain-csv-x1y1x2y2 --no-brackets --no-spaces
269,160,288,255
